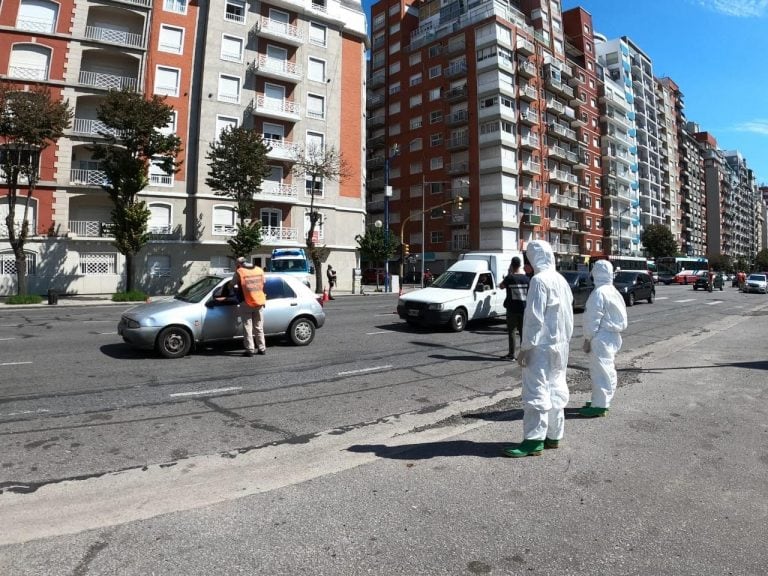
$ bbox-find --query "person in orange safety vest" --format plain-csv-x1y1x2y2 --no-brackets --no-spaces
232,256,266,357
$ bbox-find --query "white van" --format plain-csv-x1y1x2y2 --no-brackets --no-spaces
396,251,523,332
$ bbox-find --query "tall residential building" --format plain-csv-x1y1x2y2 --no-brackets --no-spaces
366,0,593,277
678,122,707,257
0,0,367,296
657,77,682,246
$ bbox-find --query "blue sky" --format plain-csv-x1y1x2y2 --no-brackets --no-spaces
361,0,767,185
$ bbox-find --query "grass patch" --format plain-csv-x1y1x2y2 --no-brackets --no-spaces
5,294,43,305
112,290,148,302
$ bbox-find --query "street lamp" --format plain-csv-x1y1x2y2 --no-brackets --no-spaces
383,144,399,292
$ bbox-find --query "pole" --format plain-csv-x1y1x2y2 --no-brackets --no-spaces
421,175,425,288
384,158,390,293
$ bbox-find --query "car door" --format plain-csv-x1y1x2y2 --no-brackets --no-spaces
638,274,651,299
262,277,296,335
200,280,241,342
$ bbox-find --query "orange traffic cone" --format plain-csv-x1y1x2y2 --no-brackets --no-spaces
322,288,329,303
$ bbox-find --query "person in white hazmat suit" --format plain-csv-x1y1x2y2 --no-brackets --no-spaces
503,240,574,458
580,259,628,417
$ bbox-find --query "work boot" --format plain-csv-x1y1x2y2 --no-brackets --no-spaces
502,439,544,458
580,406,608,418
583,401,591,408
544,438,560,449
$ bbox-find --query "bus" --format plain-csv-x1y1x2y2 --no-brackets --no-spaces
589,255,650,274
656,256,708,285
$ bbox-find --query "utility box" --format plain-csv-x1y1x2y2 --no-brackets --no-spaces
352,268,362,295
47,289,58,305
390,274,400,293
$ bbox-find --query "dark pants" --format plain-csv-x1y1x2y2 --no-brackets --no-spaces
505,311,524,357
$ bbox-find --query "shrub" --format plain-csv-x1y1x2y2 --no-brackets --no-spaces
4,294,44,305
112,290,147,302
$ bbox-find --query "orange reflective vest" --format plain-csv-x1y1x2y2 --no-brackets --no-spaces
236,266,266,308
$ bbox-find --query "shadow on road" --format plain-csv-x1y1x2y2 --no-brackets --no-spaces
347,440,513,459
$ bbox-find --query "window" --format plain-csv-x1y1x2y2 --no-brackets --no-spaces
8,44,50,81
224,0,246,23
262,122,283,141
0,149,39,184
389,61,401,75
308,57,325,82
215,115,238,141
373,12,385,29
389,41,401,54
158,111,177,136
305,210,324,240
388,101,400,115
309,22,327,46
409,94,422,107
79,253,116,275
213,206,236,235
0,252,36,275
428,65,441,79
154,66,180,96
429,110,443,124
163,0,187,14
147,254,171,277
428,44,442,58
220,35,243,62
148,203,172,234
430,209,444,220
260,208,282,230
430,156,443,170
372,50,385,68
159,25,184,53
409,52,421,66
17,0,58,33
409,72,422,87
149,158,173,186
429,87,441,101
409,138,422,151
430,133,443,147
307,94,325,119
217,74,240,103
431,231,444,243
389,82,401,95
409,116,422,130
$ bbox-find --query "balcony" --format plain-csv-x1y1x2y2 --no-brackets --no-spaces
445,85,468,102
545,76,574,98
369,72,385,88
520,160,541,175
521,213,542,225
258,183,298,202
549,192,579,209
366,115,385,128
446,109,469,126
71,118,122,138
367,155,386,169
67,221,114,238
446,134,470,150
516,36,534,55
250,96,301,121
444,62,467,78
545,97,566,116
70,169,109,186
251,16,304,46
248,55,302,82
79,70,138,91
517,59,536,78
262,226,299,243
366,93,385,109
519,109,538,125
367,134,385,149
520,185,541,199
548,121,577,142
263,138,297,161
446,161,469,175
519,133,539,149
84,25,144,49
549,169,577,185
518,84,537,101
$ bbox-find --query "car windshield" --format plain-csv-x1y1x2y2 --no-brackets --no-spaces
748,274,766,282
430,271,476,290
614,272,637,284
175,276,223,303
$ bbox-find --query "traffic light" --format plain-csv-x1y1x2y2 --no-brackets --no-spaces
403,243,410,255
455,196,463,210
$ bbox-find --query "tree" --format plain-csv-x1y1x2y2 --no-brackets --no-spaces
206,125,272,259
707,253,732,273
292,144,349,291
0,84,72,295
755,249,768,271
91,88,181,292
356,224,400,291
640,224,678,259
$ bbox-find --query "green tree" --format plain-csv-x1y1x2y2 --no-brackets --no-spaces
640,224,678,259
754,249,768,271
0,84,72,295
205,125,272,259
707,253,732,273
292,143,348,292
356,224,400,291
92,88,181,292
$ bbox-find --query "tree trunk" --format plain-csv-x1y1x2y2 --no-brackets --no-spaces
125,252,134,292
13,248,28,296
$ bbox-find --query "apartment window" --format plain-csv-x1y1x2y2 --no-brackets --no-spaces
430,209,444,221
429,110,442,124
390,21,400,34
308,57,325,82
389,82,401,95
0,252,35,275
430,133,442,147
147,254,171,277
428,65,441,79
372,50,385,68
163,0,187,14
159,25,184,54
224,0,245,23
220,35,244,62
217,74,240,103
426,182,443,195
431,231,444,243
389,41,401,54
372,12,385,29
307,94,325,119
429,88,441,101
213,205,236,235
148,203,172,234
428,44,442,58
215,115,238,141
210,255,235,274
430,156,443,170
261,208,282,229
154,66,180,96
79,253,116,275
262,122,283,141
409,138,422,151
149,158,173,186
389,61,400,75
159,111,178,136
409,52,421,66
16,0,58,33
409,94,422,107
409,116,422,130
409,161,422,175
304,211,325,240
388,101,400,115
409,72,422,86
388,3,399,15
9,44,50,81
309,22,327,46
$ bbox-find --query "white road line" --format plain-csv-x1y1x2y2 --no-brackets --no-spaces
654,296,668,300
0,324,19,327
3,408,49,417
706,301,723,305
0,361,32,366
0,337,15,341
82,320,112,323
98,332,118,335
366,331,389,335
338,365,393,377
674,299,695,303
169,386,242,398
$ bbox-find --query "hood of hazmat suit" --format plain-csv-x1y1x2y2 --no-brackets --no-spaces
583,259,628,338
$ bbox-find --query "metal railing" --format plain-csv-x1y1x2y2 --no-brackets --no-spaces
84,25,144,48
250,55,302,78
262,226,298,242
68,220,112,237
252,95,300,116
72,118,122,137
259,183,298,199
79,70,138,91
256,16,304,42
15,16,55,33
8,65,47,81
70,169,109,186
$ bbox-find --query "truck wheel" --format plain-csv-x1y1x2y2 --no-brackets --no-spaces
449,308,467,332
157,326,192,359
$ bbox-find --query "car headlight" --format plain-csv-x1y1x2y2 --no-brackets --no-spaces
122,317,141,329
621,287,628,293
427,303,444,311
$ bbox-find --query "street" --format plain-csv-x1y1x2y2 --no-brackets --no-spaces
1,284,767,574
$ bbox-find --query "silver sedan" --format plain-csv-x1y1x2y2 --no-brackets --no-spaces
117,274,326,358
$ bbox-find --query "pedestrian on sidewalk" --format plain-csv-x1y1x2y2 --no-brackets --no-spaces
232,257,267,357
580,259,627,418
498,256,529,360
326,265,337,300
503,240,573,458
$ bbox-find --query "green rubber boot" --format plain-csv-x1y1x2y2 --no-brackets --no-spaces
583,401,591,408
580,406,608,418
544,438,560,449
502,439,545,458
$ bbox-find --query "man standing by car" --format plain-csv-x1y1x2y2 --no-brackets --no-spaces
499,256,529,360
233,257,266,357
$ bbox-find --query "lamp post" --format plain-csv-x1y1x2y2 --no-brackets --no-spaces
383,144,399,292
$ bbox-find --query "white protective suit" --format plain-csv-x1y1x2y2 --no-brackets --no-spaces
518,240,574,441
583,259,628,408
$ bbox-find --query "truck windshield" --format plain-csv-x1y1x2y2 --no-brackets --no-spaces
270,259,307,272
430,271,476,290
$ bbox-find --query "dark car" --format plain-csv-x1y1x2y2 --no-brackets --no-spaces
613,271,655,306
693,273,724,291
559,270,594,310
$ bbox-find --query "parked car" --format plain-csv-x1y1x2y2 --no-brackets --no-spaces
613,271,655,306
693,273,724,291
558,270,594,310
362,268,386,284
674,269,707,285
744,273,768,294
118,274,326,358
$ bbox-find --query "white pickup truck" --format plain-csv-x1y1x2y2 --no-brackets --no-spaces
396,252,522,331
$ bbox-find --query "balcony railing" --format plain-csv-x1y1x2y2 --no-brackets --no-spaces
79,70,138,91
262,226,298,242
70,169,109,186
149,174,173,186
72,118,122,137
254,16,304,43
249,55,302,79
84,25,144,48
68,220,113,237
1,220,36,237
8,65,47,81
263,138,297,160
258,183,298,199
15,16,55,33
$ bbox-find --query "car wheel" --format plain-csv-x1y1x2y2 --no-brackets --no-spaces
406,319,419,327
627,293,635,307
693,285,698,291
289,317,316,346
449,308,467,332
648,291,655,304
156,326,192,359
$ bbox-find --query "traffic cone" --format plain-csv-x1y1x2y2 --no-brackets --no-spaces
322,288,329,303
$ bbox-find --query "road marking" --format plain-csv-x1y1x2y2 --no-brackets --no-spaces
0,361,32,366
82,320,112,323
365,331,389,335
338,365,393,376
3,408,49,417
706,301,723,305
0,337,15,341
169,386,242,398
654,296,668,300
674,299,695,303
98,332,118,335
0,324,19,327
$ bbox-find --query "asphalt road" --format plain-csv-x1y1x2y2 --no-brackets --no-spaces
1,284,767,574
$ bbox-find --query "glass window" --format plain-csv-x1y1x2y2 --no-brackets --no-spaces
217,75,240,103
220,35,243,62
213,206,236,235
428,65,441,79
307,94,325,119
159,25,184,53
224,0,246,23
154,66,179,96
309,22,327,46
148,203,172,234
147,254,171,276
149,158,173,186
0,252,36,275
163,0,187,14
16,0,58,33
308,57,325,82
79,253,116,275
215,115,238,141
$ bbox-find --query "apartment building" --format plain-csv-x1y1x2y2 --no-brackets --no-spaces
678,121,707,257
366,0,598,277
0,0,367,296
656,77,682,245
